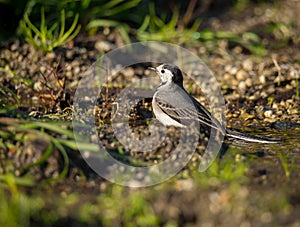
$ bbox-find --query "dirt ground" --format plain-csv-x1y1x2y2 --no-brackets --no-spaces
0,0,300,226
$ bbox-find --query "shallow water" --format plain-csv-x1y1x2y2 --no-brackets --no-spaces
228,128,300,184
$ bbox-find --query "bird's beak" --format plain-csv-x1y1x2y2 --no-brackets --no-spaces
148,67,157,73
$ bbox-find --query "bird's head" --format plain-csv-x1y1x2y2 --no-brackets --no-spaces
149,63,184,87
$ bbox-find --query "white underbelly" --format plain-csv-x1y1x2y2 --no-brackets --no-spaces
152,99,185,128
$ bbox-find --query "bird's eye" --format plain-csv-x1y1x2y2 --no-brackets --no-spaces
161,70,165,74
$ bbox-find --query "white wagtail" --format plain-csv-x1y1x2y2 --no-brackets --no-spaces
149,63,279,144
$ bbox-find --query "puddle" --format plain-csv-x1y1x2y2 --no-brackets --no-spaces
227,128,300,188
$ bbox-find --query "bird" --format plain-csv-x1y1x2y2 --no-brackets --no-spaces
149,63,279,144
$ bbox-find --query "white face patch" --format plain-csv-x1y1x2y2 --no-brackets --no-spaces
156,64,173,85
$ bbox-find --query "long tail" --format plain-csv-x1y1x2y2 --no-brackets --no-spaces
225,128,281,144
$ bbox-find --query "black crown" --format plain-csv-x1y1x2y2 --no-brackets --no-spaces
163,64,184,87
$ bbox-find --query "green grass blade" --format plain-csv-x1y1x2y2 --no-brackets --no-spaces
138,15,150,32
57,13,80,45
57,139,99,152
103,0,141,17
87,19,119,29
0,174,35,187
40,7,47,46
118,25,131,44
59,9,66,40
91,0,123,15
62,24,81,44
23,14,42,37
35,122,75,139
51,138,69,179
20,121,75,139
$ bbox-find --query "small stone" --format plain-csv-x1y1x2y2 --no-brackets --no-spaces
236,70,248,81
264,110,273,118
272,103,279,109
224,65,232,73
73,66,81,75
100,183,107,192
260,91,267,98
259,75,266,84
65,71,72,78
79,48,87,54
279,100,286,107
122,67,135,77
17,55,23,62
198,46,206,54
95,40,116,52
65,64,72,71
71,60,80,67
46,52,56,60
249,95,258,100
31,97,40,105
224,73,233,81
245,78,252,87
288,108,298,115
34,81,43,91
233,46,243,54
229,66,238,75
242,59,253,71
10,40,20,51
238,81,247,91
289,69,299,78
66,50,74,59
40,66,46,74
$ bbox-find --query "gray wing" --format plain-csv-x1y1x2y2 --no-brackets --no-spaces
154,95,221,131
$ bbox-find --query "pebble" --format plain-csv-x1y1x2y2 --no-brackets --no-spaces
259,75,266,84
17,55,23,63
224,73,233,81
31,97,40,107
242,59,253,71
272,103,278,109
238,81,247,91
264,110,273,118
40,66,46,74
73,66,81,75
236,69,248,81
229,66,238,75
79,48,87,54
71,60,80,67
95,40,116,52
280,100,286,107
266,86,275,94
224,65,232,73
66,50,74,59
233,45,243,54
289,68,299,78
245,78,253,87
122,67,135,77
46,52,56,60
10,40,20,51
34,81,43,91
287,108,298,115
65,71,73,78
249,94,258,100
